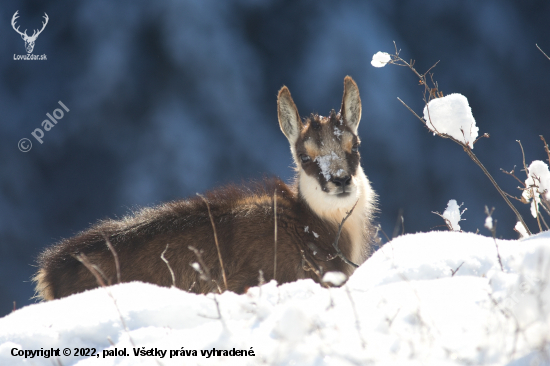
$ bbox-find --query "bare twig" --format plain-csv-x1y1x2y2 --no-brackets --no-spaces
517,140,529,179
473,133,490,146
345,286,366,349
300,249,323,281
392,208,404,238
212,294,227,330
161,244,176,287
332,201,360,268
376,224,391,243
541,135,550,165
500,166,526,187
391,46,532,236
451,262,464,276
273,190,278,281
197,294,227,331
536,44,550,61
102,233,121,284
485,206,504,271
431,211,457,232
197,193,228,291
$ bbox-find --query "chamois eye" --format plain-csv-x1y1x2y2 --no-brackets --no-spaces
300,154,311,163
351,144,359,153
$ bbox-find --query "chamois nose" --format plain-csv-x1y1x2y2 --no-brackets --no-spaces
331,176,351,187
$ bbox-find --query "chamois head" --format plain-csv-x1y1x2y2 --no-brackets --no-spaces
278,76,369,220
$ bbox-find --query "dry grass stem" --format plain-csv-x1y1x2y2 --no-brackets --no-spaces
273,189,278,281
73,253,107,287
332,200,360,268
197,193,228,291
345,286,367,349
161,244,176,287
102,233,121,284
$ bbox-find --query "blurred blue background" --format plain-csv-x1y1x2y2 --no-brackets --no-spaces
1,0,549,317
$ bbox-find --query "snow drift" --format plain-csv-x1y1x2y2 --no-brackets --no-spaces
1,231,549,365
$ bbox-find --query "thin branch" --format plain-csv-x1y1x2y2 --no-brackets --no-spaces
398,95,531,235
517,140,529,179
500,166,526,187
197,193,228,291
332,201,360,268
161,244,176,287
473,133,490,146
536,44,550,61
462,143,532,236
300,249,324,282
391,45,532,236
541,135,550,165
273,190,278,281
503,191,525,203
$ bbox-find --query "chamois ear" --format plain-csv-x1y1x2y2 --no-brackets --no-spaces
278,86,302,144
340,76,362,134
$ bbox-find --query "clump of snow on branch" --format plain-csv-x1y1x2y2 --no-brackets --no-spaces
485,216,493,231
423,93,479,149
371,51,391,68
442,199,464,231
522,160,550,218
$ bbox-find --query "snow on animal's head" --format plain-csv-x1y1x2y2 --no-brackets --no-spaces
278,76,367,215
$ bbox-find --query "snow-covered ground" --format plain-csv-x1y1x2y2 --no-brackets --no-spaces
1,230,549,365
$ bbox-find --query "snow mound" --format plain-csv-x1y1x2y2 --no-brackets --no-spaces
1,231,550,365
423,93,479,149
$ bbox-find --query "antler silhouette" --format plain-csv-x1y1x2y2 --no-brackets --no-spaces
11,11,27,38
11,11,49,53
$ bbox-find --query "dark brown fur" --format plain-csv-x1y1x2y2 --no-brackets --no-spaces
35,179,359,300
34,76,376,300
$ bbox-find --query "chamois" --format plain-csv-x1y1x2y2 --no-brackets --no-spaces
34,76,377,300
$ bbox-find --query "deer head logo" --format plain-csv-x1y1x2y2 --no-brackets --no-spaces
12,11,49,54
